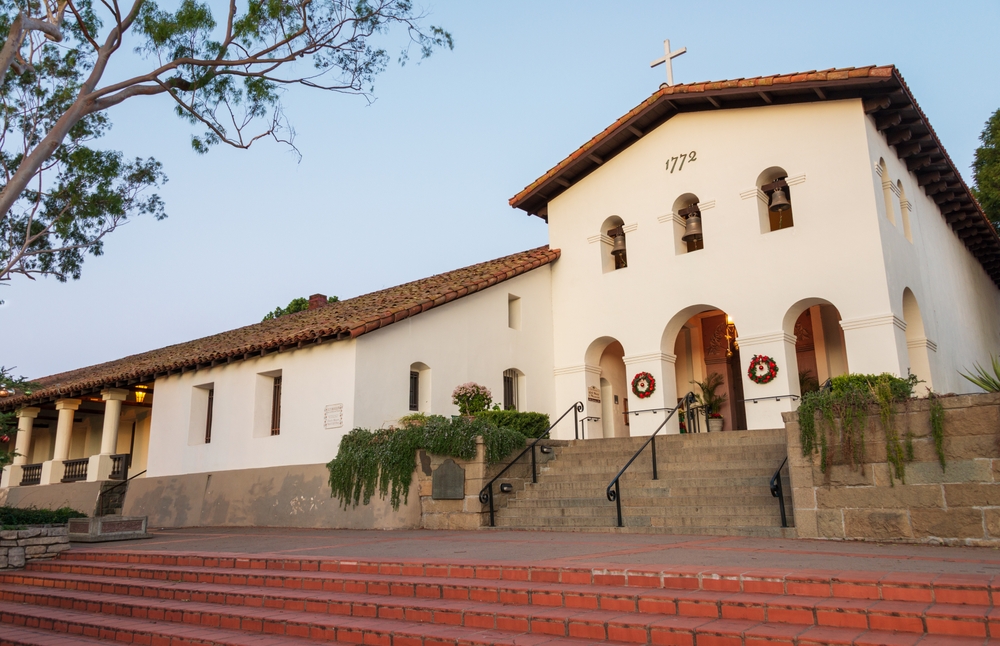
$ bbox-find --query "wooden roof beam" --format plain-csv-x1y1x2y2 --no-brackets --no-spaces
863,96,891,113
876,112,902,131
886,128,912,145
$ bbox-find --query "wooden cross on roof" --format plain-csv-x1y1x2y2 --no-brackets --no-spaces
650,39,686,86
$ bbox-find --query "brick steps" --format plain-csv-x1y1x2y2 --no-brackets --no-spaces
5,566,998,639
3,550,999,645
0,600,327,646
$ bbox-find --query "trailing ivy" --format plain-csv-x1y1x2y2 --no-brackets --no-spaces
798,373,925,483
929,392,946,472
327,415,527,511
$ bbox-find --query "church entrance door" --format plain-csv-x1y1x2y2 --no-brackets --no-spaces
672,309,746,431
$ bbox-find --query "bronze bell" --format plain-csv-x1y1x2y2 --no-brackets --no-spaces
682,214,703,242
611,232,627,257
769,187,791,212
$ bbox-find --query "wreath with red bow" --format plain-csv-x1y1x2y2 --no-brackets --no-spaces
631,372,656,399
747,355,779,384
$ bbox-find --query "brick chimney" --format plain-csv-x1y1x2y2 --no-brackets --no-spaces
308,293,328,310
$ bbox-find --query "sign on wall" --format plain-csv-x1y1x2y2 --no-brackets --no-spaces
587,386,601,403
324,404,343,429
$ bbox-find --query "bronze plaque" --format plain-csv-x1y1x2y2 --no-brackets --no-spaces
431,459,465,500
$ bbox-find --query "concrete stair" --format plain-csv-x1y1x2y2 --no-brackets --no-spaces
2,549,998,645
493,429,796,536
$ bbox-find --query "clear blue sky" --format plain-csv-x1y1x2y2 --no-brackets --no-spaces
4,0,999,379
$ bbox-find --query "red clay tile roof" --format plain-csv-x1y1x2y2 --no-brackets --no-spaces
2,246,560,410
508,64,1000,286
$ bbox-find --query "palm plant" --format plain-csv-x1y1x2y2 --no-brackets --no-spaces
960,356,1000,392
692,373,728,416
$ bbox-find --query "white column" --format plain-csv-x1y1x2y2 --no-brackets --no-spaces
839,314,908,377
41,398,80,485
13,407,40,465
623,353,679,436
553,365,600,440
52,399,80,461
100,388,128,454
737,332,799,430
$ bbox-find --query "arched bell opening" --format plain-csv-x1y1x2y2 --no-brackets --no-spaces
781,299,849,395
756,166,794,233
661,306,746,432
599,215,627,273
584,336,629,438
878,158,896,225
672,193,703,254
902,288,934,395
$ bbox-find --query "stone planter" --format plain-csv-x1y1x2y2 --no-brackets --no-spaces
0,525,70,569
708,417,724,433
67,516,152,542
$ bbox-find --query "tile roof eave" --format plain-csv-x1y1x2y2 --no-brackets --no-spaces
507,64,1000,287
1,246,561,411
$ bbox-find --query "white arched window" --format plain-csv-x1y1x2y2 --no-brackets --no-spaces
672,193,703,254
898,180,913,242
599,215,627,273
409,362,430,412
756,167,794,233
502,369,525,411
878,159,896,225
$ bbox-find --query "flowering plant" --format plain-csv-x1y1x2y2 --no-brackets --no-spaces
747,355,779,385
452,382,493,416
708,412,723,419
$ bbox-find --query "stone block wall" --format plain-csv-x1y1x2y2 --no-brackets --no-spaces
0,525,70,569
785,392,1000,544
415,438,561,529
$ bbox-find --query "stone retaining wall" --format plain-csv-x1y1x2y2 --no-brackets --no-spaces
785,392,1000,544
0,525,70,569
415,438,561,529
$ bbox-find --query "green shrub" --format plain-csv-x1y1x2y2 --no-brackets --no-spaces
327,415,526,511
475,410,550,438
0,506,86,527
798,373,928,483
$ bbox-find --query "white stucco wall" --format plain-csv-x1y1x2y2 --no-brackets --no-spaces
354,267,556,430
545,99,957,434
146,340,356,477
864,119,1000,395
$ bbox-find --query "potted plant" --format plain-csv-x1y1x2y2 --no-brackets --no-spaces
692,372,728,432
452,382,493,417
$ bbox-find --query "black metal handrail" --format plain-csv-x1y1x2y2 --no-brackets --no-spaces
628,406,674,416
20,463,42,486
97,469,146,517
479,401,584,527
770,456,789,528
739,394,800,403
682,404,704,434
606,392,696,527
580,416,600,440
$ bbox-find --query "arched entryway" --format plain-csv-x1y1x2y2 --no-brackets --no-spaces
662,306,746,432
585,337,629,438
903,288,934,394
782,299,850,393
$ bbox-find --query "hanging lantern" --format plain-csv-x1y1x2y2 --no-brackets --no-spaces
0,387,10,398
769,187,791,212
682,214,703,242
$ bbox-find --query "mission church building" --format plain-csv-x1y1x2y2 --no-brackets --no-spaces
2,65,999,529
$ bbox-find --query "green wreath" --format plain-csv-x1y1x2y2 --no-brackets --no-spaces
631,372,656,399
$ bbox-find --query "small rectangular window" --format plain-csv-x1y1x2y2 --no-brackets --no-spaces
205,389,214,444
503,369,518,411
409,371,419,411
508,295,521,330
270,376,282,436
